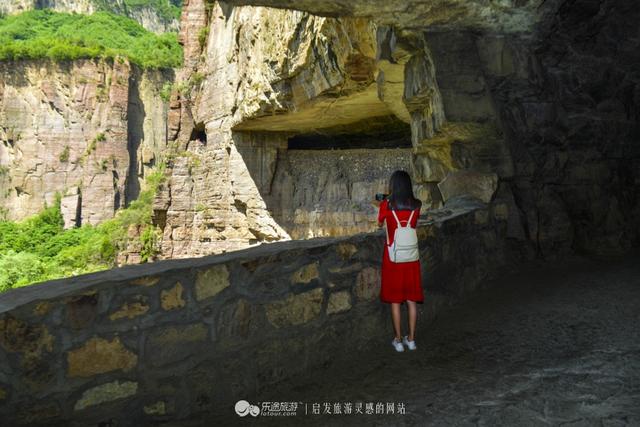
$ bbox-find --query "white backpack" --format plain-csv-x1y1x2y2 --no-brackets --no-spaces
385,207,420,263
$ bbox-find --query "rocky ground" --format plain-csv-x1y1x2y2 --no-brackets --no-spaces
201,250,640,426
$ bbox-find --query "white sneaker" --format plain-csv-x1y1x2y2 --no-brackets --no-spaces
402,336,417,350
391,337,404,352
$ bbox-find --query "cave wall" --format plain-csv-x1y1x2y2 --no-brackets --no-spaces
214,0,640,258
158,0,417,259
0,59,173,226
268,146,425,239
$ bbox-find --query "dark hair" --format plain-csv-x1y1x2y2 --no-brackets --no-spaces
388,170,422,211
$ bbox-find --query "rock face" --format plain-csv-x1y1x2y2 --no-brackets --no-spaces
218,0,551,33
0,59,173,226
2,0,639,262
156,1,447,258
0,0,180,33
268,147,418,239
162,0,639,259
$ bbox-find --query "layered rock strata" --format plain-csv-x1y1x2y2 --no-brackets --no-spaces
0,59,173,226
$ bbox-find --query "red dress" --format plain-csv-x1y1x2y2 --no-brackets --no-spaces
378,199,424,304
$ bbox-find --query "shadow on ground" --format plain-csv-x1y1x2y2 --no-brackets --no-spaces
195,251,640,426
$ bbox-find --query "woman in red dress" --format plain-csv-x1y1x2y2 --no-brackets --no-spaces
373,170,427,352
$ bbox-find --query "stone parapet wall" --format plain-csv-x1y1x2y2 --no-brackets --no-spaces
0,199,528,425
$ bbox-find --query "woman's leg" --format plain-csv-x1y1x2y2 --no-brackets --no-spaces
406,300,417,341
391,303,402,340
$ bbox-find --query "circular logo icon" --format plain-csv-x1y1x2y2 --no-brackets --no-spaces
235,400,260,417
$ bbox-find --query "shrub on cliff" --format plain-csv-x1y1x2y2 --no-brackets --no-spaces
0,165,167,292
0,9,182,69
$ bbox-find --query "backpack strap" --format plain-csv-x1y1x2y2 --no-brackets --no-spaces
391,209,402,227
406,209,415,227
386,204,419,245
391,208,415,228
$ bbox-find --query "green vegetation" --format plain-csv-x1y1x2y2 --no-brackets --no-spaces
160,81,173,102
198,26,209,50
0,165,167,293
59,145,70,162
0,9,183,69
165,71,206,100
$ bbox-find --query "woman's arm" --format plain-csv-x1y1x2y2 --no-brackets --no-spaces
372,199,384,227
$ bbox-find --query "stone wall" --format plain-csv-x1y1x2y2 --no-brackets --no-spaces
266,147,430,239
0,198,527,425
0,59,173,226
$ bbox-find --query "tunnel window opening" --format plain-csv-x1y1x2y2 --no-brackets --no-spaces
190,122,207,144
287,115,411,150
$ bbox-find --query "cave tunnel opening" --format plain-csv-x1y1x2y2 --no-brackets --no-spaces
232,114,418,241
287,115,412,150
190,122,207,144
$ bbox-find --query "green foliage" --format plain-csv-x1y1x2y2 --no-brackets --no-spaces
166,72,206,100
159,81,173,102
88,139,97,153
198,26,209,50
0,163,168,292
0,9,183,69
59,145,70,162
139,225,161,263
0,251,47,292
190,72,205,87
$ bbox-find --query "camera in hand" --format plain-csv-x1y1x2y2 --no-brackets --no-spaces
375,193,389,201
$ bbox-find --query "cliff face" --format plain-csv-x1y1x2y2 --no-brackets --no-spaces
156,0,506,258
1,0,637,262
0,0,180,33
160,0,639,259
0,59,172,227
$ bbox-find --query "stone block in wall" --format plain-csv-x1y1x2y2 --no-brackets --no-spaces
437,170,498,204
354,266,380,301
145,323,209,368
109,296,150,321
265,287,324,328
327,291,352,314
290,261,320,284
195,265,230,301
160,282,186,311
216,299,257,346
73,380,138,411
66,336,137,378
